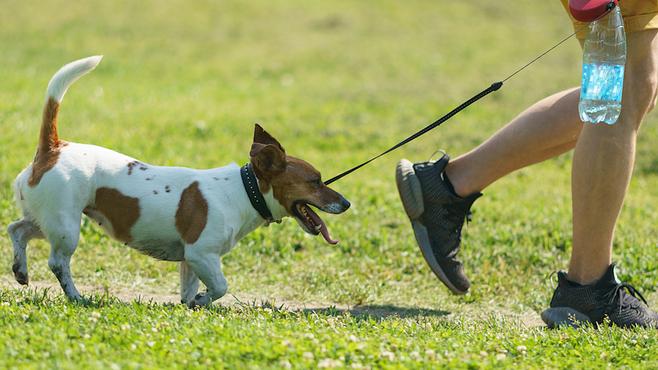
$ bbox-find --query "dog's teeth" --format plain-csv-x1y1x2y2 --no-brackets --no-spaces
315,225,322,231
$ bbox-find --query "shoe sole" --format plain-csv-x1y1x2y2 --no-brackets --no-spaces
396,159,467,295
541,307,592,329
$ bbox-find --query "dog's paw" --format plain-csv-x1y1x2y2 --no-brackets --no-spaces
12,263,29,286
67,294,92,306
187,293,211,308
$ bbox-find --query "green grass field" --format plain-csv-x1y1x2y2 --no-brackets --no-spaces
1,0,657,368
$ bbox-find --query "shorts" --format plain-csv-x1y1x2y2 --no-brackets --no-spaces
560,0,658,38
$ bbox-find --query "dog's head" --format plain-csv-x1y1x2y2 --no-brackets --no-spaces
249,124,350,244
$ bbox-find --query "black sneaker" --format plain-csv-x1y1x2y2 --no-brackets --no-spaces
396,154,481,294
542,264,658,329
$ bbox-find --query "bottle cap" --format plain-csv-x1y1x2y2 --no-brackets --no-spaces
568,0,618,22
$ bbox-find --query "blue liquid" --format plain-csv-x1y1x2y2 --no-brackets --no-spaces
579,63,624,125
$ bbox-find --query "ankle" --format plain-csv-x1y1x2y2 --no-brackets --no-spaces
566,265,610,286
444,164,475,198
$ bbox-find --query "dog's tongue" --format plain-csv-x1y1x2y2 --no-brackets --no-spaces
305,206,339,244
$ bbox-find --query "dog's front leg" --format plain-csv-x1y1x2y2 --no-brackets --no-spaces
179,261,200,304
184,247,227,308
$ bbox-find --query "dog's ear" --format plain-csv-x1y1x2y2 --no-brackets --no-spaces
253,124,285,154
250,142,286,178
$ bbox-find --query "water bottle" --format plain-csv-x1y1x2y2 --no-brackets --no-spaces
579,4,626,125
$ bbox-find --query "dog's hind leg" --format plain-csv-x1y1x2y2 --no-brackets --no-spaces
41,215,83,301
7,219,44,285
180,261,200,305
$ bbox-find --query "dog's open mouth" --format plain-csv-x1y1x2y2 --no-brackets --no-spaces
293,202,338,244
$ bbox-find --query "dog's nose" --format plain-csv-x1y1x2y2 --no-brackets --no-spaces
341,197,351,211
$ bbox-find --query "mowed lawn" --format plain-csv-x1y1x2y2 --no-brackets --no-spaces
1,0,658,368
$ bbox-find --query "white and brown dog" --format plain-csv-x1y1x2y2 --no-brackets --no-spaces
8,56,350,307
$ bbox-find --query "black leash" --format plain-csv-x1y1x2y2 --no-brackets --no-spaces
325,81,503,185
324,24,587,186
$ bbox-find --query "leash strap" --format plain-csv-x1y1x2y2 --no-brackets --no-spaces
240,163,274,223
324,81,503,185
322,13,602,186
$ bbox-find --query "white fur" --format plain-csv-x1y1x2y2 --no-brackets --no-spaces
13,142,288,305
47,55,102,102
9,56,294,307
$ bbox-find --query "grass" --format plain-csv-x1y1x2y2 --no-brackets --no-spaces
1,0,657,368
2,290,657,369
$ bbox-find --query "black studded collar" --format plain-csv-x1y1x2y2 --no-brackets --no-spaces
240,163,275,224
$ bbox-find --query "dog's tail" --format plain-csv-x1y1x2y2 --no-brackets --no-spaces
37,56,103,153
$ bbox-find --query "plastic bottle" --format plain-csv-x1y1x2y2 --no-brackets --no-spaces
578,4,626,125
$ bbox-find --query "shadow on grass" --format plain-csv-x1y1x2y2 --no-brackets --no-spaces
3,287,450,320
230,297,450,319
303,304,450,319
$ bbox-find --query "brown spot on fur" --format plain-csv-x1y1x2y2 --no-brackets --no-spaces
28,98,68,187
175,181,208,244
257,154,345,216
270,157,333,209
86,187,140,243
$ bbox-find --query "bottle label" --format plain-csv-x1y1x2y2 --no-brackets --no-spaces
581,63,625,102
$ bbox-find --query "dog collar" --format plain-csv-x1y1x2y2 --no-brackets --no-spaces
241,163,276,224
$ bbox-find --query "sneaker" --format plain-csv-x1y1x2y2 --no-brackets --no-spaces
541,264,658,328
395,154,482,294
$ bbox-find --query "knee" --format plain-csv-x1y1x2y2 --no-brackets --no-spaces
623,66,658,129
636,73,658,113
647,77,658,113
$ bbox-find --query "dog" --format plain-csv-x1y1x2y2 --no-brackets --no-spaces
7,56,350,307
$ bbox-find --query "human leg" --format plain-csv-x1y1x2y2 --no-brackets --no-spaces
445,87,583,197
568,29,658,285
542,29,658,328
396,87,586,294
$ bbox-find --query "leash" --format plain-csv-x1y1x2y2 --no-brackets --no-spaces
324,23,590,185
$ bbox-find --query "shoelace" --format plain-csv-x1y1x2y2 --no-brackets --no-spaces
445,201,476,249
606,282,648,314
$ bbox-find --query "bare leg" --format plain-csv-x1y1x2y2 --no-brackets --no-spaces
446,87,583,197
441,31,658,285
569,30,658,284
